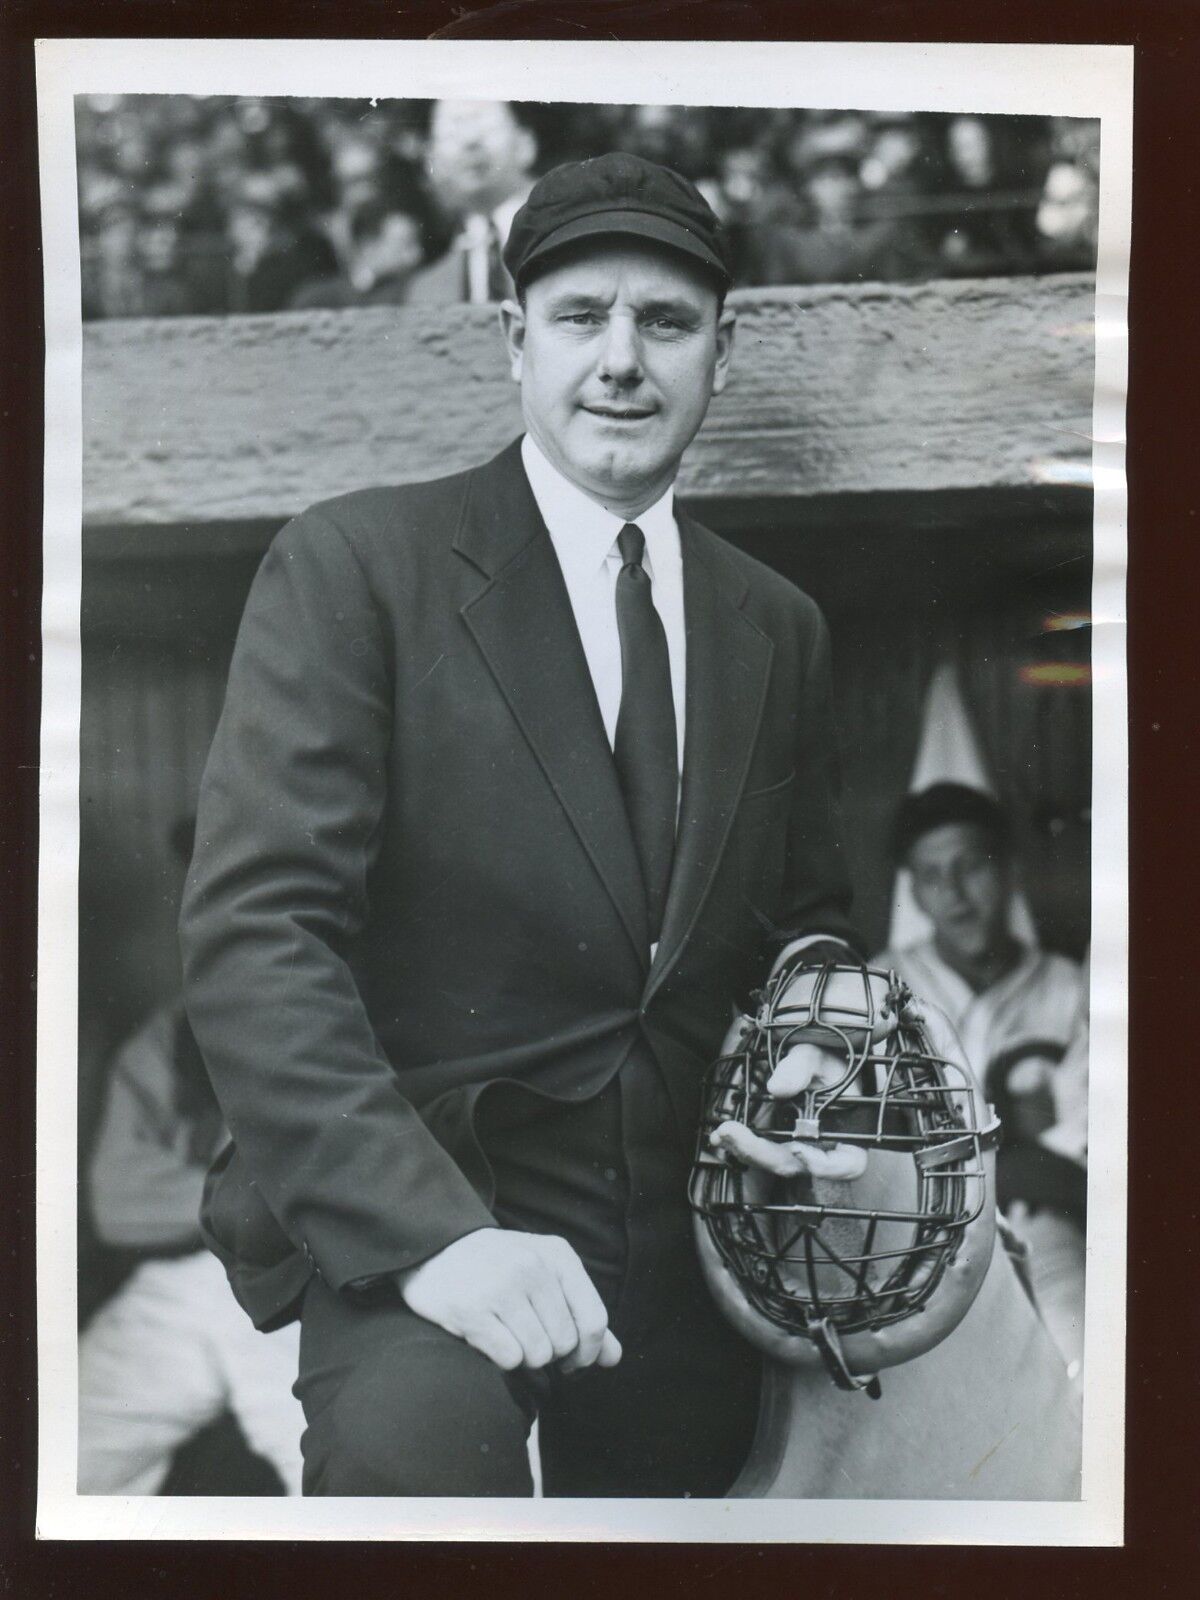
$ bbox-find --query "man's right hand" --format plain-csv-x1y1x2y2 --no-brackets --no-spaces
395,1227,622,1375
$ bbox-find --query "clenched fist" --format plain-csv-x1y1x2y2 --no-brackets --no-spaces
395,1227,622,1374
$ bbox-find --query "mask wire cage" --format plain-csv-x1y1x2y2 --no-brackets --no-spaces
690,960,1000,1393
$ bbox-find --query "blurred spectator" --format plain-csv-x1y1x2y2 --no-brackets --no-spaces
618,103,713,183
754,115,924,284
710,143,773,283
135,201,191,318
1036,161,1099,268
861,111,927,193
947,113,993,190
323,137,388,265
80,180,143,320
1036,122,1100,271
225,173,339,313
75,97,1101,319
936,114,1047,276
78,992,305,1493
861,112,956,263
290,201,426,309
407,99,539,304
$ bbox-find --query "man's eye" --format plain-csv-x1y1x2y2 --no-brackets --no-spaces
562,312,599,326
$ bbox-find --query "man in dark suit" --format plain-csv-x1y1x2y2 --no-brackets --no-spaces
181,153,857,1497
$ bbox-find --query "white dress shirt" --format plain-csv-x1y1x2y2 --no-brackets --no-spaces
460,188,531,304
521,434,849,970
520,432,686,774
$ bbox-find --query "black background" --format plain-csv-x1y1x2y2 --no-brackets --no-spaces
3,1,1196,1595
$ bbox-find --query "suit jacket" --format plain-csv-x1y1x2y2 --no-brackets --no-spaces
405,237,515,305
180,438,854,1329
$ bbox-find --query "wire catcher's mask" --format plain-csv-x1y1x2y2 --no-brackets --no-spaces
689,958,1001,1395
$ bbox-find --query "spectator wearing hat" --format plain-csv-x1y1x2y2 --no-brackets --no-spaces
79,179,143,320
755,115,923,285
873,782,1086,1374
181,150,861,1497
406,100,539,304
938,115,1049,278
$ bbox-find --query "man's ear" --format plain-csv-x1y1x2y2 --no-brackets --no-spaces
711,305,737,397
498,298,526,382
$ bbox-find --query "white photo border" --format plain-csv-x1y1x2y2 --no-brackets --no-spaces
34,35,1132,1544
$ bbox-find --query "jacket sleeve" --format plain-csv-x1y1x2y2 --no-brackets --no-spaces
179,508,496,1293
768,602,860,961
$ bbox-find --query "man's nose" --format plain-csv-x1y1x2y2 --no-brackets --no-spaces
597,316,643,384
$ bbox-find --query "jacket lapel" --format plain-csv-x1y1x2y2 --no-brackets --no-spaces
455,443,651,966
645,512,775,1003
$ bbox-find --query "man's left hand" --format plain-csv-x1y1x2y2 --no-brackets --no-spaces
709,1028,870,1181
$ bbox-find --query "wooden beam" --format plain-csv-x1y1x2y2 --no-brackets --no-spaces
82,274,1095,526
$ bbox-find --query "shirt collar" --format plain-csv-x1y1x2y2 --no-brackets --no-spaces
492,187,530,246
520,433,679,586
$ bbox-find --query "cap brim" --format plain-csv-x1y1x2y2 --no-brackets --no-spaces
516,208,731,288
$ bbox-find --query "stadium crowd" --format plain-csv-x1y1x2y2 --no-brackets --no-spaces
76,96,1100,319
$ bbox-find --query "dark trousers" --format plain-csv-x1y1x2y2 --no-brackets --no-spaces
295,1048,762,1496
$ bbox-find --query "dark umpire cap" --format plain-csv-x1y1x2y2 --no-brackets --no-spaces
503,152,734,293
889,782,1011,863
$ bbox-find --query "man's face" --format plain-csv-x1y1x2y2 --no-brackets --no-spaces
427,101,536,217
500,241,736,517
907,822,1011,966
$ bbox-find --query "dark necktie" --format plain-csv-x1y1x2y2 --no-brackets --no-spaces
613,522,678,943
486,226,508,300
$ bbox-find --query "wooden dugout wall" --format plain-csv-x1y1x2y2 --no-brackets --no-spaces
78,274,1096,1184
84,275,1094,518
